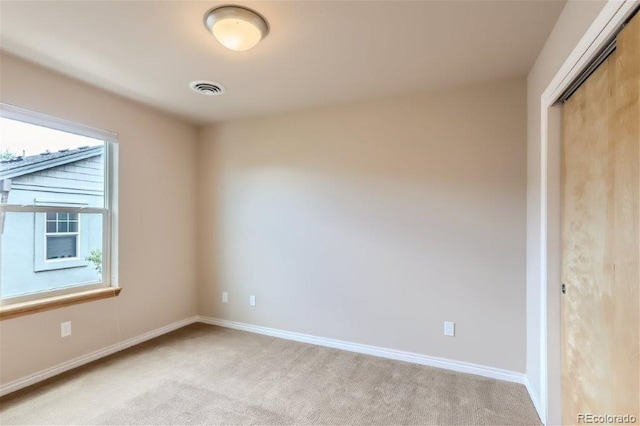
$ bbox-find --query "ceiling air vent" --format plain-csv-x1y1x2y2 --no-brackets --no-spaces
189,81,226,96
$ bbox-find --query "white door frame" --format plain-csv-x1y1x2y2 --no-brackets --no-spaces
538,0,639,424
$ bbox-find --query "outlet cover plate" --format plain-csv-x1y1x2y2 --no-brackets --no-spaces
61,321,72,338
444,321,455,337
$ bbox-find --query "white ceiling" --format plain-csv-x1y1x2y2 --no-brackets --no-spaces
0,1,565,124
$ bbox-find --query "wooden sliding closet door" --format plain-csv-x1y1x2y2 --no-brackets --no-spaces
561,12,639,425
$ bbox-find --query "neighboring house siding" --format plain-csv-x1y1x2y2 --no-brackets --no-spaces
10,156,104,203
1,153,104,298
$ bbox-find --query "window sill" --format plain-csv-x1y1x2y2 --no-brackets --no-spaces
0,287,122,321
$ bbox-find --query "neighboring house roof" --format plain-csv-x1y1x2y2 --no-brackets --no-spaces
0,146,103,180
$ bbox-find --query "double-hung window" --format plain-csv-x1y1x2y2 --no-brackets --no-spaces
46,212,80,260
0,103,119,315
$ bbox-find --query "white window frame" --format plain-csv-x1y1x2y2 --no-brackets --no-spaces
45,212,81,262
33,199,90,272
0,103,119,305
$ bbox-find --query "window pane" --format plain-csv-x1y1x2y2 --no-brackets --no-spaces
46,212,56,221
68,222,78,232
1,212,103,299
46,222,56,233
58,213,68,221
0,117,105,208
57,222,68,233
69,213,78,220
46,235,77,259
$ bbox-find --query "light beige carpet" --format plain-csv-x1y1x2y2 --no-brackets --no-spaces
0,323,541,425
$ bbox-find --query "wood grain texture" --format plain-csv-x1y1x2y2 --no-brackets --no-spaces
561,12,639,425
610,13,640,417
0,287,122,321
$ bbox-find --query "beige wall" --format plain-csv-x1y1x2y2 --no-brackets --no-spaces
0,39,535,392
525,0,606,423
0,53,199,385
197,78,527,372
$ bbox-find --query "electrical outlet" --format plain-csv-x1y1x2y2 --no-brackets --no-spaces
444,321,455,337
61,321,72,338
222,292,228,303
249,295,256,307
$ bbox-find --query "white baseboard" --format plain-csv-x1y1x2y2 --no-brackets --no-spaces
0,316,199,397
525,375,545,425
1,315,534,408
198,316,526,385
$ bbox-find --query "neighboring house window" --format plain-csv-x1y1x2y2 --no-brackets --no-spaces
0,104,118,305
46,212,80,260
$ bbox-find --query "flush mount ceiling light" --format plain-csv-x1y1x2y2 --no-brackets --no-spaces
204,5,269,52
